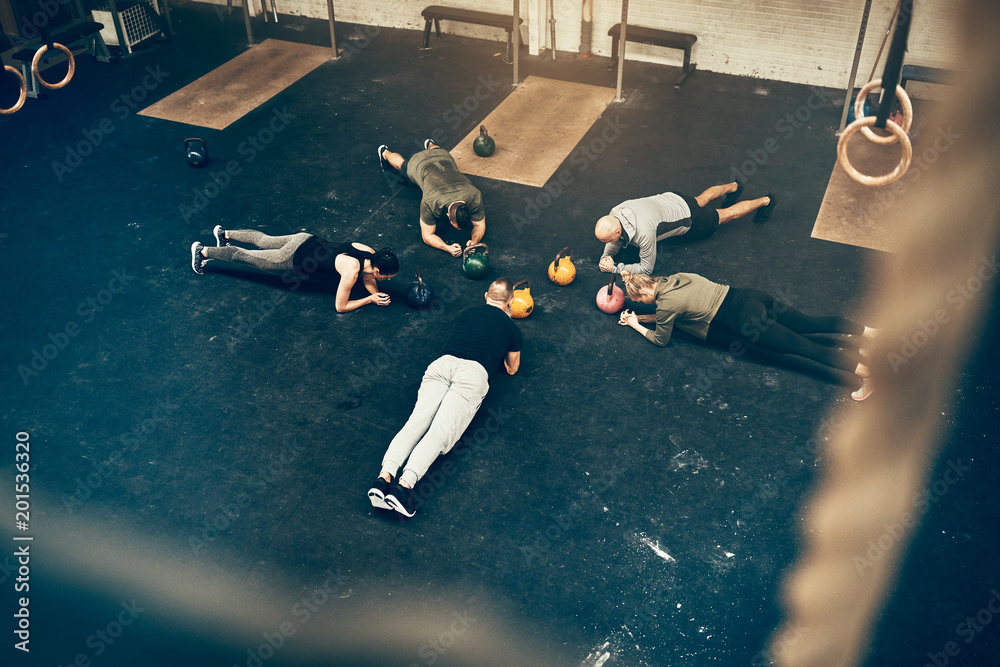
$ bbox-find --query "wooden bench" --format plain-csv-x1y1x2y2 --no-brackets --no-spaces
608,23,697,88
11,21,110,99
421,5,524,64
900,64,954,90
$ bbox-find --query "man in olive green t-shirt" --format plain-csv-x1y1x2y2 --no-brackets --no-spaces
379,141,486,257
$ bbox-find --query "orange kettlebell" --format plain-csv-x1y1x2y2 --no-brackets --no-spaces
547,247,576,286
510,279,533,319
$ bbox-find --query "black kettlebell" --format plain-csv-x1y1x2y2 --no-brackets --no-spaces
185,137,210,168
406,269,435,309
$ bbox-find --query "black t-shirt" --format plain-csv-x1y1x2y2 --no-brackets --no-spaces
443,305,523,375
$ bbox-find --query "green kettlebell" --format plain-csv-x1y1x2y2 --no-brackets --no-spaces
462,243,490,280
472,125,495,158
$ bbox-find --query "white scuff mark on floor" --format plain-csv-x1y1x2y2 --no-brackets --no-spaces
670,449,708,473
725,551,735,558
580,639,613,667
640,535,676,562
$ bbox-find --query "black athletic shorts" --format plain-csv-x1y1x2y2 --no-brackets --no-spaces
678,193,720,240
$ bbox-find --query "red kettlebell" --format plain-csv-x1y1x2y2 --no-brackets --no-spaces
596,275,625,313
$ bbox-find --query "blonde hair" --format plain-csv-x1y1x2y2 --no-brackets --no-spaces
620,270,657,301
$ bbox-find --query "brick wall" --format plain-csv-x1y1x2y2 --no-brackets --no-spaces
219,0,961,91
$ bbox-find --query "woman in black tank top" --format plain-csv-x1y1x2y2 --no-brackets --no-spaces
191,227,399,312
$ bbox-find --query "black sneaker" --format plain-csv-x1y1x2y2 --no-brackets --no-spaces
386,482,417,518
191,242,207,274
722,179,744,208
423,138,435,150
377,144,393,173
368,477,392,510
213,225,229,247
753,193,777,224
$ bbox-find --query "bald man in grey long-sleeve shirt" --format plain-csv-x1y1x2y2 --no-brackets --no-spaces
596,182,775,275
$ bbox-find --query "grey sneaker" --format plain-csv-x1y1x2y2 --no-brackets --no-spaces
191,242,207,274
213,225,229,247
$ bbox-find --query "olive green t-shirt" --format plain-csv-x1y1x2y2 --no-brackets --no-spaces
646,273,730,346
406,148,485,227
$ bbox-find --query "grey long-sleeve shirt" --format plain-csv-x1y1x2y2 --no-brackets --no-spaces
601,192,692,275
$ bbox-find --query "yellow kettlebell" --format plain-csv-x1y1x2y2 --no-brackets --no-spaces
547,246,576,286
510,279,533,319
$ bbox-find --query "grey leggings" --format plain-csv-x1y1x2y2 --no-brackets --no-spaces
203,230,312,273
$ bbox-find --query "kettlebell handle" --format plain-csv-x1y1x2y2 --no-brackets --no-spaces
184,137,204,149
480,125,489,137
607,274,616,296
513,279,530,291
414,269,424,288
463,243,489,260
554,246,570,268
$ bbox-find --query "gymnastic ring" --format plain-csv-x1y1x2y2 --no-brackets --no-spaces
854,78,913,146
31,42,75,90
1,65,27,115
837,115,913,187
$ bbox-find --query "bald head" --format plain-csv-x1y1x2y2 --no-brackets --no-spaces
595,215,622,243
486,277,514,304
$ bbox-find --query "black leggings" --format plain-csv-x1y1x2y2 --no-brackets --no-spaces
706,288,864,372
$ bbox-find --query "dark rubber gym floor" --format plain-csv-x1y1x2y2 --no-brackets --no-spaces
2,4,998,665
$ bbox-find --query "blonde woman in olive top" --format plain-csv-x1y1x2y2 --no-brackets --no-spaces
617,271,878,400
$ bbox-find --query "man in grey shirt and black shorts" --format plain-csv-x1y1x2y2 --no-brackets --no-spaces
596,180,776,275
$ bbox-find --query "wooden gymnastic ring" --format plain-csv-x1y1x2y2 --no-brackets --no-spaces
31,42,75,90
1,65,27,115
837,115,913,187
854,78,913,146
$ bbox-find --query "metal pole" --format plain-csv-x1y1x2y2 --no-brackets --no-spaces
837,0,873,134
241,0,255,47
106,0,130,56
512,0,519,87
548,0,556,60
326,0,339,58
875,0,913,128
614,0,628,101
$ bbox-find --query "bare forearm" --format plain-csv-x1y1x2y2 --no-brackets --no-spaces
337,295,374,313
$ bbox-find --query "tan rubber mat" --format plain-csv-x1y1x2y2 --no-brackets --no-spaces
139,39,330,130
450,75,617,187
